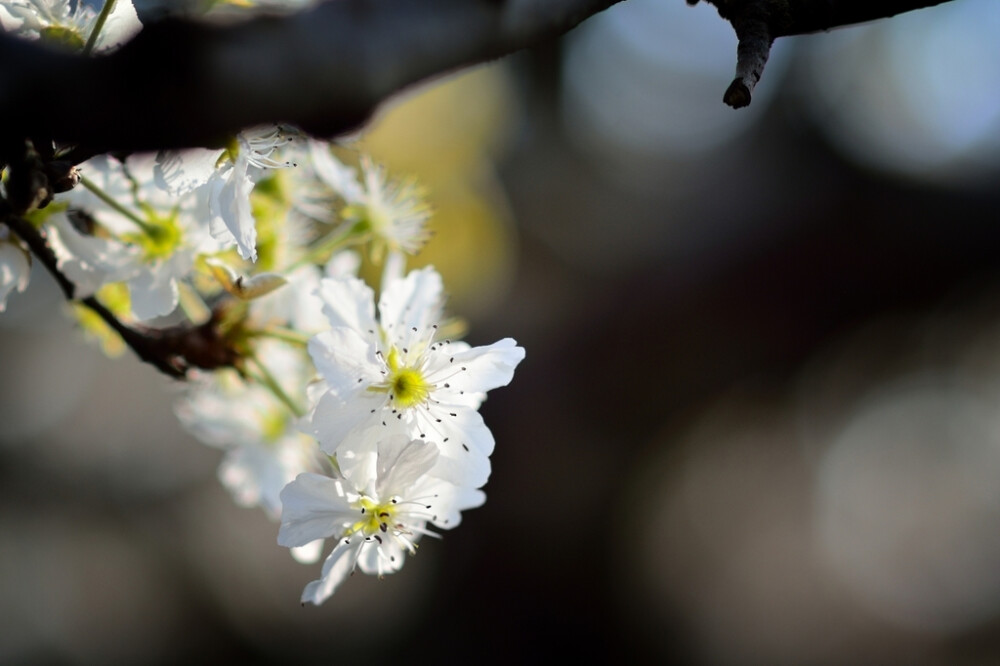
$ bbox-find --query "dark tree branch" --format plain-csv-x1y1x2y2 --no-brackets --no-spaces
0,0,622,157
702,0,957,37
0,0,961,156
694,0,957,107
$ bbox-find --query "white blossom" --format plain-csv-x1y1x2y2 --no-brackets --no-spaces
56,153,221,320
176,343,321,518
278,435,484,604
302,143,432,257
0,0,140,52
154,126,299,262
306,266,524,487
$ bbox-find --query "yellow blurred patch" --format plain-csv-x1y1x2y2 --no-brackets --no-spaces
70,283,131,358
357,64,520,319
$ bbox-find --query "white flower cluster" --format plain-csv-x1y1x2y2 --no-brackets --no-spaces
0,0,525,604
283,265,523,603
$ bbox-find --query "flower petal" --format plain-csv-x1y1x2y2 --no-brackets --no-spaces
301,539,363,605
356,539,407,576
278,473,354,547
291,539,325,564
425,484,486,530
378,265,445,337
209,162,257,262
315,275,377,335
308,327,381,398
154,148,219,195
307,391,383,456
94,0,142,52
128,259,180,320
309,140,364,203
374,436,439,497
434,338,525,396
46,214,133,297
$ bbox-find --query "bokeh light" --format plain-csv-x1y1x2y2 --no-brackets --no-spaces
562,0,790,171
801,0,1000,185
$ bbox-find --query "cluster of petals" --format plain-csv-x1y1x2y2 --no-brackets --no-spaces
154,126,301,263
0,0,528,609
306,265,524,488
301,142,433,257
279,435,485,604
0,0,141,52
176,342,323,519
279,265,523,602
52,153,222,320
1,1,518,607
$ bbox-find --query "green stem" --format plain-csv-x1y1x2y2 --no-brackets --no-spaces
83,0,117,56
289,223,358,271
246,354,306,418
327,454,342,477
250,326,311,347
79,174,155,235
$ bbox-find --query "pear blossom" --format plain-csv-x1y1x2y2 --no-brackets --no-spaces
303,140,365,206
176,342,322,518
154,126,300,262
56,153,222,320
301,143,432,257
279,435,485,604
306,266,524,487
344,156,433,255
0,0,141,53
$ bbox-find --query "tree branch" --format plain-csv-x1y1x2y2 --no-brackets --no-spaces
0,0,622,157
706,0,958,37
0,0,965,153
694,0,957,107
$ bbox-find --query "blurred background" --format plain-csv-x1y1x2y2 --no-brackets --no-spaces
5,0,1000,663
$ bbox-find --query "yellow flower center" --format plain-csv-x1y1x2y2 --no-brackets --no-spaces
376,347,432,409
123,214,183,262
349,497,397,537
39,26,85,51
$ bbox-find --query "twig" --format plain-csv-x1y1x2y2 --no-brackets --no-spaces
697,0,957,108
1,211,237,379
723,13,771,108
